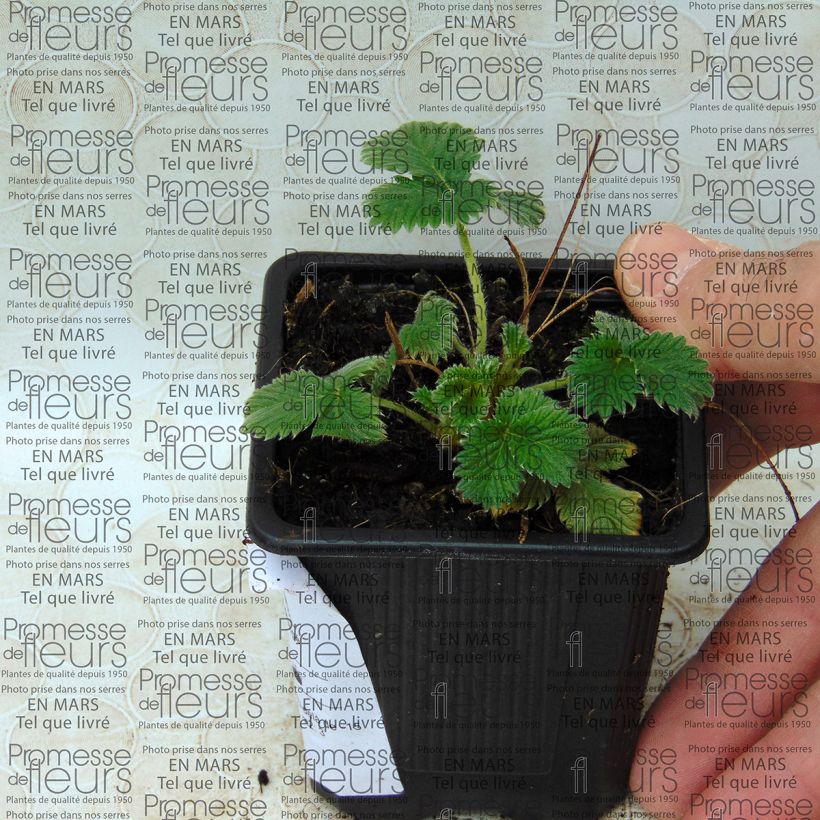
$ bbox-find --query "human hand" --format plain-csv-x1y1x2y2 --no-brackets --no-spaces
615,225,820,819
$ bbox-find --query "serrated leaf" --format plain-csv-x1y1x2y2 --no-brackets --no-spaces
627,332,714,417
361,121,483,184
365,176,493,232
581,312,713,418
411,386,437,414
311,377,385,443
242,371,321,440
364,177,446,233
583,424,637,473
565,334,641,420
498,474,552,514
451,178,496,224
371,353,394,394
494,388,588,485
492,385,559,422
488,188,546,229
431,355,500,431
334,355,388,383
591,312,647,344
501,322,531,361
242,370,385,444
454,387,587,510
454,420,527,510
555,477,642,536
399,292,458,363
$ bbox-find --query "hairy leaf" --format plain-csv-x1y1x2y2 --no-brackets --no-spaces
591,312,647,343
361,122,549,233
492,385,557,422
411,386,437,414
361,121,483,184
565,334,640,420
364,177,445,233
555,477,642,536
399,292,458,363
370,355,394,394
242,370,385,444
431,355,500,431
454,421,527,510
454,387,587,510
628,332,714,417
242,371,320,440
494,388,588,484
567,311,713,419
335,355,389,384
498,474,552,514
311,378,385,443
365,176,494,232
488,188,546,229
501,322,531,361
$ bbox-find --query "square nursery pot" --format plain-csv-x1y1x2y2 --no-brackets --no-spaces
247,252,710,819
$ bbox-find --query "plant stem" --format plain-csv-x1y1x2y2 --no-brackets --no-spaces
456,220,487,355
384,310,417,387
395,357,443,376
435,276,475,355
529,287,620,341
531,377,569,392
504,234,530,332
519,133,602,326
377,397,439,435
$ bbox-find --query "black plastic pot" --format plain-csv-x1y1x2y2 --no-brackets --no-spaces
248,252,710,819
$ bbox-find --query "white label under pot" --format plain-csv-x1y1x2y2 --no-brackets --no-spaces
256,546,404,798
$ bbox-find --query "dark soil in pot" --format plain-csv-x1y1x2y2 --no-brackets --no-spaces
269,264,683,539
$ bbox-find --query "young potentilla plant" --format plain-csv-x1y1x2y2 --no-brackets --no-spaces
242,121,714,537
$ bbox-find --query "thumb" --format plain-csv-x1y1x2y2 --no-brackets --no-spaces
614,223,820,383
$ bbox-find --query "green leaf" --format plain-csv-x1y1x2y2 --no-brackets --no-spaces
591,312,647,344
454,420,527,510
627,332,714,417
492,384,554,422
411,386,437,414
241,370,385,444
450,178,495,224
364,176,492,232
242,371,321,440
360,122,546,233
364,177,446,233
311,376,385,443
494,388,588,484
334,355,388,383
565,334,641,420
431,355,500,431
454,387,587,510
555,476,642,536
370,355,394,394
583,424,637,473
499,474,552,514
501,322,531,361
361,121,483,185
399,292,458,363
488,188,546,229
576,312,713,418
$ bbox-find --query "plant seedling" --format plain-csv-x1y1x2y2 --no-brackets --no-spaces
242,121,714,537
